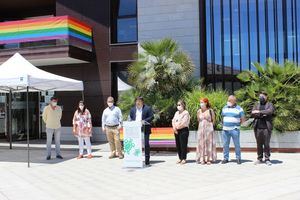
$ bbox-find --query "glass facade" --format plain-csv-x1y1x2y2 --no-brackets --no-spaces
110,0,138,44
203,0,300,92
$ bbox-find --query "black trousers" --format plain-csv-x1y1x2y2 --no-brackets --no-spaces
144,133,150,163
255,128,272,161
175,127,189,160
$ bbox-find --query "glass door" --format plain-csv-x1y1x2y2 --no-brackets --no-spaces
0,95,7,139
11,92,39,141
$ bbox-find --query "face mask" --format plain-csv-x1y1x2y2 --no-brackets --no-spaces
79,105,84,110
200,103,206,108
51,102,57,107
177,105,183,111
227,102,233,107
107,102,114,107
259,96,266,104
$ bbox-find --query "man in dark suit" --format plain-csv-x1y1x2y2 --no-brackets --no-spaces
251,91,275,166
129,97,154,166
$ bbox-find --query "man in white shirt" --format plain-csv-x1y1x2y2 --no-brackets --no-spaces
129,97,154,166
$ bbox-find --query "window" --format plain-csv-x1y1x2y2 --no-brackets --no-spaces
202,0,299,91
111,0,137,44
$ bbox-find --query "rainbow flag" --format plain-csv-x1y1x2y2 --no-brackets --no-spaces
0,16,92,50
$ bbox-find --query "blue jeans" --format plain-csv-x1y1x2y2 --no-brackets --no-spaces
223,129,241,160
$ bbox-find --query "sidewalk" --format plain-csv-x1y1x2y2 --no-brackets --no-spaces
0,142,300,200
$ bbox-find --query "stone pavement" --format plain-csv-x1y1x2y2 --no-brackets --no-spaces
0,142,300,200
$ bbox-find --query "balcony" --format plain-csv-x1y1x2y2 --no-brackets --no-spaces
0,16,93,66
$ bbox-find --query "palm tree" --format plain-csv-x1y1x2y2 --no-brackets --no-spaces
129,38,195,99
236,58,300,131
119,38,197,126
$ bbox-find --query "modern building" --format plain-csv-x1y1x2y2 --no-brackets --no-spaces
0,0,299,141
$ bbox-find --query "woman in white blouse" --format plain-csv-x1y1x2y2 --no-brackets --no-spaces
172,100,191,165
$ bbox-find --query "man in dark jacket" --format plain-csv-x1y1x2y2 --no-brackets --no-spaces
251,91,275,166
129,97,154,166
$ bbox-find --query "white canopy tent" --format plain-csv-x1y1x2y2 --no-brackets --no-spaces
0,53,83,92
0,53,84,167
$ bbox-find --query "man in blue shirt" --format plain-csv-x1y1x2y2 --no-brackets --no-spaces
102,96,123,159
221,95,245,164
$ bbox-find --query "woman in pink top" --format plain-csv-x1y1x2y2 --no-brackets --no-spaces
196,98,217,164
72,101,93,159
172,100,190,165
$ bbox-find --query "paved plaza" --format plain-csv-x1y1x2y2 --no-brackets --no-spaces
0,141,300,200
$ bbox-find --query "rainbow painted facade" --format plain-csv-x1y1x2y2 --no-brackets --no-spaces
0,16,92,51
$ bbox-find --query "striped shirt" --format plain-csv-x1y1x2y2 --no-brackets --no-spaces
222,105,245,130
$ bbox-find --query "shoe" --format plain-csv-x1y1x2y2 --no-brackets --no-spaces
118,154,124,159
237,159,242,165
176,160,182,164
46,156,51,160
265,160,272,166
200,161,206,165
56,155,63,159
77,155,83,159
207,161,211,165
254,159,263,165
87,154,93,159
145,160,150,166
109,154,116,159
180,160,187,165
221,159,229,164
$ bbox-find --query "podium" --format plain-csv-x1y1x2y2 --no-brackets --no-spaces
123,121,143,168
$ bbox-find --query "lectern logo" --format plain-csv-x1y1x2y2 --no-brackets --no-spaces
134,149,141,156
124,138,135,155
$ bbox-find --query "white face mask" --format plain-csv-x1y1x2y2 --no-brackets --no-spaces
51,102,57,107
107,102,114,107
177,105,183,111
200,103,206,108
79,105,84,110
227,102,233,107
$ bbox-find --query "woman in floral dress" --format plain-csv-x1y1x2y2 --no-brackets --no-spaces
196,98,217,164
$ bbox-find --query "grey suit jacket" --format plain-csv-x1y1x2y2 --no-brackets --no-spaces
251,102,275,131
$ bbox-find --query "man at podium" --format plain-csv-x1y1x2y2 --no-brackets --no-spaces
129,97,154,166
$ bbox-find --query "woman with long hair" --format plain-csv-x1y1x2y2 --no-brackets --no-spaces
196,98,217,164
72,101,93,159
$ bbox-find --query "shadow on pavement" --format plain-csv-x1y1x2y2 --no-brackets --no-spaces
150,160,166,165
230,159,253,163
0,146,102,165
271,159,283,164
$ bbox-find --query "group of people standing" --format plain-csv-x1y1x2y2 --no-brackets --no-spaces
42,91,274,166
171,92,274,166
42,96,154,166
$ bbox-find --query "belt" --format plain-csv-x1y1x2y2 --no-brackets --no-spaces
105,124,119,128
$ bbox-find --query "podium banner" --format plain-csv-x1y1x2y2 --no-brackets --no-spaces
123,121,143,168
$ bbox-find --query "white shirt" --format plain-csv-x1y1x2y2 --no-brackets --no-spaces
135,107,142,122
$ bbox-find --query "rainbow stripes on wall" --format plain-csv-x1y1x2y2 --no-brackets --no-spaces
0,16,92,51
120,127,176,147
